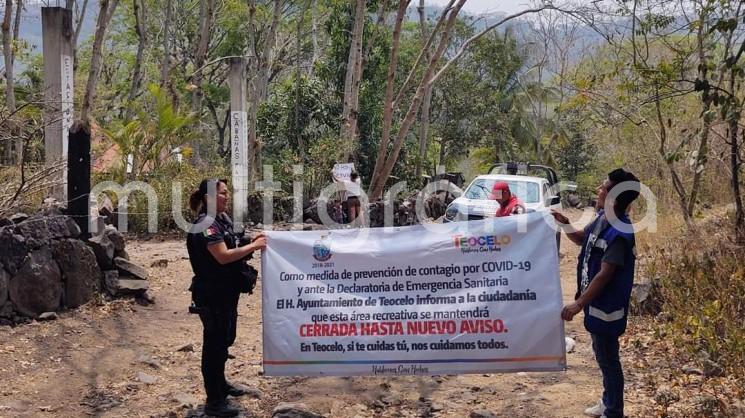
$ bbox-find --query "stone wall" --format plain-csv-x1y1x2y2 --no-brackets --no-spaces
0,211,149,326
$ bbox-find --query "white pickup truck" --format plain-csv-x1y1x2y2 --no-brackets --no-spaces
443,163,574,249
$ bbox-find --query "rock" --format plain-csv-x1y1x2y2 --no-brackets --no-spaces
654,386,680,406
45,215,81,239
173,392,197,409
103,225,125,252
87,234,115,269
89,216,106,237
102,270,148,296
137,372,158,384
0,227,29,274
470,410,498,418
565,336,576,353
41,198,64,216
135,296,152,306
380,394,401,406
137,354,161,369
150,259,168,268
38,312,58,321
114,248,129,260
13,217,50,249
52,239,102,308
0,301,13,318
245,387,263,399
8,247,62,317
631,278,661,315
272,403,325,418
114,257,148,280
176,343,194,352
102,270,120,296
682,365,704,375
98,196,115,224
0,268,8,307
702,359,725,377
695,394,720,416
0,217,10,227
9,213,29,223
114,279,149,295
135,291,155,306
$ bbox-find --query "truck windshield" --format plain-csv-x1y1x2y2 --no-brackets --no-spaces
465,179,540,203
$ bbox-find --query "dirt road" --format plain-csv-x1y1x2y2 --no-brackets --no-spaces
0,233,643,418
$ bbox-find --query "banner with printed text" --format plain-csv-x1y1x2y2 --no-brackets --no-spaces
262,213,566,376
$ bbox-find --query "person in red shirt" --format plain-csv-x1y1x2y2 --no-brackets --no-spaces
490,181,526,217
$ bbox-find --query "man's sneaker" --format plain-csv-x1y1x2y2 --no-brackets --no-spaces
225,382,248,397
204,400,240,417
584,399,606,417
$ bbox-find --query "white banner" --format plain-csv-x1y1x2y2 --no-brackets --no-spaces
262,213,566,376
332,163,355,181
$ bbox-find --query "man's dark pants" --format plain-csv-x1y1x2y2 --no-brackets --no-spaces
199,292,239,405
591,332,624,418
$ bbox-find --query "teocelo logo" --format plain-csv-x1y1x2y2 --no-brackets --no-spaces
312,236,332,261
453,234,512,249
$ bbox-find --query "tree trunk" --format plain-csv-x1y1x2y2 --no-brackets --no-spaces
247,0,282,186
3,0,16,164
12,0,20,54
369,0,410,194
370,1,544,199
310,0,319,75
370,0,465,200
339,0,365,158
295,1,310,160
415,0,432,179
439,139,446,168
653,86,691,225
125,0,146,120
687,15,714,217
80,0,120,124
191,0,216,115
727,66,745,243
160,0,173,86
206,99,229,156
72,0,89,71
2,0,15,113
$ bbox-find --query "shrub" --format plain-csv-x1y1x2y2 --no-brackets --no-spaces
93,162,230,233
645,215,745,374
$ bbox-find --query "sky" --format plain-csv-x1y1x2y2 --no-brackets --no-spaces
427,0,537,14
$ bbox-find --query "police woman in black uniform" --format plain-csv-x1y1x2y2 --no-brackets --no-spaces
186,179,266,417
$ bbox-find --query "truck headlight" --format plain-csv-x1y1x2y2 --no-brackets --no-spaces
445,206,458,221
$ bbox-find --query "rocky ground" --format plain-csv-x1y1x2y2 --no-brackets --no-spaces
0,229,743,417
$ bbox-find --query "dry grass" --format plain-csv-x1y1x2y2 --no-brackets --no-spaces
0,162,65,217
642,208,745,376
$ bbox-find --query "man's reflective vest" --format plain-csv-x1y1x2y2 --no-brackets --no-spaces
576,210,636,336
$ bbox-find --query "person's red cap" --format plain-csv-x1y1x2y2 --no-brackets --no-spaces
489,181,510,200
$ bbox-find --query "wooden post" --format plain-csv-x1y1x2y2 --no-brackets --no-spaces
68,122,91,237
228,57,248,229
42,7,74,203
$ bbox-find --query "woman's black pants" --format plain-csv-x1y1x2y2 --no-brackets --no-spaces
198,292,239,405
